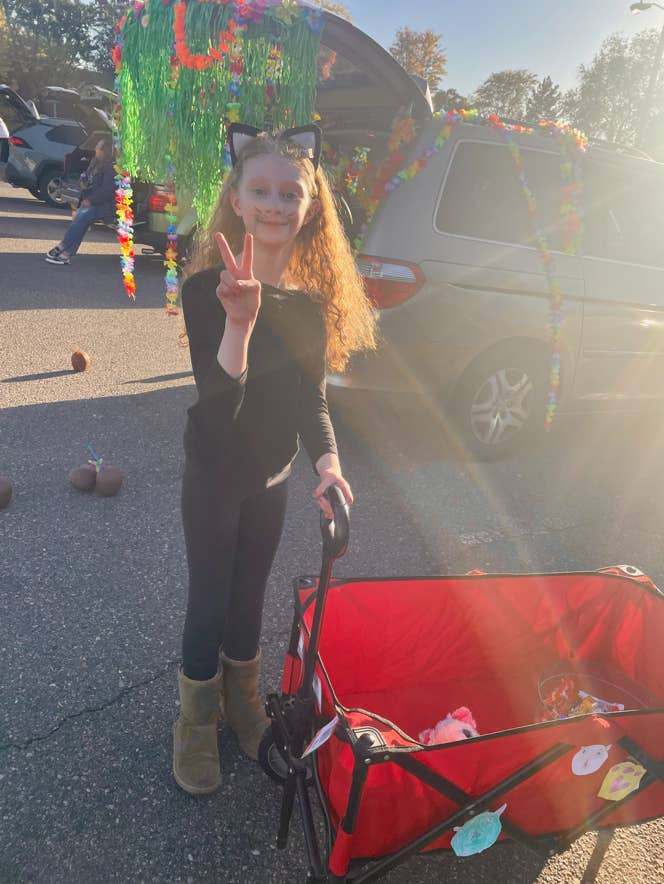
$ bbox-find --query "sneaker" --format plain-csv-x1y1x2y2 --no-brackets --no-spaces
46,246,62,258
45,254,70,265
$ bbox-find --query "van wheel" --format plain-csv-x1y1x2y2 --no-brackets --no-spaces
454,346,548,460
38,169,68,208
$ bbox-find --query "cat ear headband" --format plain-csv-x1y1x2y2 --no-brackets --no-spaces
227,123,322,170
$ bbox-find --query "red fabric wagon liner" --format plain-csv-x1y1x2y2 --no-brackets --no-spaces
283,568,664,874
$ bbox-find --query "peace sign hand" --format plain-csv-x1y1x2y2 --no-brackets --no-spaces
215,232,261,329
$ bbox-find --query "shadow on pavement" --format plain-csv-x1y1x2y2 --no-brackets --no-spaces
2,368,75,383
2,251,167,311
123,370,193,385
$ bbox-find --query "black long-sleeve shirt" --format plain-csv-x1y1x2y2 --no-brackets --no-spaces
182,265,337,489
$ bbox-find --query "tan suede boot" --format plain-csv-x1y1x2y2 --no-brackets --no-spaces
172,668,222,795
220,650,269,760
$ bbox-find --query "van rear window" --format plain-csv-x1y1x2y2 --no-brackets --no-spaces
435,141,564,251
45,124,86,146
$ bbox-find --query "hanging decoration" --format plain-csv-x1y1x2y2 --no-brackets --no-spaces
113,0,324,308
498,121,585,429
597,760,646,801
571,745,611,776
163,34,180,316
322,144,368,200
451,803,508,857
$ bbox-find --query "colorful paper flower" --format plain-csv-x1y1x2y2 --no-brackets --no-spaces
275,0,298,25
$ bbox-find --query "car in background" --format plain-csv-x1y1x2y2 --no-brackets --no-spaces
329,119,664,458
0,84,112,207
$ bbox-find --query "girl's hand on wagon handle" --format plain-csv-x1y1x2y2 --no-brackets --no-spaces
215,232,261,379
313,453,354,520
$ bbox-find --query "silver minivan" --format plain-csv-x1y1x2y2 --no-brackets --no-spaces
329,119,664,458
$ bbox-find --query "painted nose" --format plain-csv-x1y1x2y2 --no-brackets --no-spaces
263,193,282,212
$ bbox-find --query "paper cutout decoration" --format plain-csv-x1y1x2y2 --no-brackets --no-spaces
597,761,646,801
312,673,322,711
301,715,339,758
451,803,507,857
572,745,611,776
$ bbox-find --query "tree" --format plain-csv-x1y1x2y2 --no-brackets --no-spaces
88,0,127,77
471,69,538,120
319,1,352,20
525,76,562,122
433,87,468,113
389,26,447,91
0,0,95,96
561,28,664,150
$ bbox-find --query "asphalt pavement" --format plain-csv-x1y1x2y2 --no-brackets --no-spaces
1,179,663,883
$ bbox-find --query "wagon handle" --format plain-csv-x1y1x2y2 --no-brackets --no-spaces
319,484,349,561
297,487,349,711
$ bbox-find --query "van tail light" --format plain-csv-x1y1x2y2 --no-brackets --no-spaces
356,255,425,309
148,184,175,213
9,135,31,148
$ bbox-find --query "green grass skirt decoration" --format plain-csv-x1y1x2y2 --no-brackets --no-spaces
117,0,323,228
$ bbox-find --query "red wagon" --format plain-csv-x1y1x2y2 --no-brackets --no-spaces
259,488,664,882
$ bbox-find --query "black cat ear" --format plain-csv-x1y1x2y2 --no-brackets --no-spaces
227,123,263,166
281,124,322,169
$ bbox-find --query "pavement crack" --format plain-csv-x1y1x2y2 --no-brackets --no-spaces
0,658,180,753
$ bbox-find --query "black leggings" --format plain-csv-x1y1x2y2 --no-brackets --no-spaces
181,462,289,681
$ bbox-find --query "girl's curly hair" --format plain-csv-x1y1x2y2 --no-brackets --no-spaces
186,132,377,372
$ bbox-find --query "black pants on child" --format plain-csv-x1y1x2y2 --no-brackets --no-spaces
181,461,289,681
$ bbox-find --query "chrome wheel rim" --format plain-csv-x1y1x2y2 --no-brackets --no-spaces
470,367,533,446
46,175,66,205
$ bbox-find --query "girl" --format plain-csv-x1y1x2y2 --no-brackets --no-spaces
173,125,377,795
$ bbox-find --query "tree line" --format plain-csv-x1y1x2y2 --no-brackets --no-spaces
0,0,662,158
391,23,664,159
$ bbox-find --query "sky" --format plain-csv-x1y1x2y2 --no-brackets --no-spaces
342,0,664,96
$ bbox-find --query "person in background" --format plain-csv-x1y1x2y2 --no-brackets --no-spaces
45,137,115,265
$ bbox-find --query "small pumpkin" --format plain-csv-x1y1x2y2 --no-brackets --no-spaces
95,466,123,497
71,343,91,373
0,476,13,510
69,464,97,492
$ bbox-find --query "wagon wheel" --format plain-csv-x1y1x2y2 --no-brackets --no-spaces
258,729,313,785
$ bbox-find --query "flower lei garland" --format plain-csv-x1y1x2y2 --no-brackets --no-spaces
322,144,368,198
348,108,586,428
